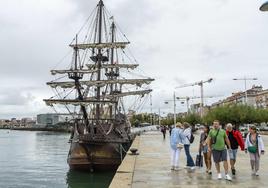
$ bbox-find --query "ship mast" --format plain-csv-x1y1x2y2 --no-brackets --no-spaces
96,0,104,121
110,21,115,119
71,36,89,129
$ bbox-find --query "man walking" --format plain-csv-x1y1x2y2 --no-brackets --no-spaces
226,123,245,175
161,125,167,140
208,120,232,181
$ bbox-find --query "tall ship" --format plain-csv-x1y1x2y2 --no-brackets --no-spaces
44,0,154,171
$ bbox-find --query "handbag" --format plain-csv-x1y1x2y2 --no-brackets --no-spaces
248,146,257,153
195,154,203,167
248,133,258,154
176,143,184,149
195,148,203,167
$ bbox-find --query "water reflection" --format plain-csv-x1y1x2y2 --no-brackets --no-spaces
66,170,115,188
0,130,115,188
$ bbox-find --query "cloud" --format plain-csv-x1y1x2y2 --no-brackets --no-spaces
201,45,230,61
0,92,33,106
0,0,268,118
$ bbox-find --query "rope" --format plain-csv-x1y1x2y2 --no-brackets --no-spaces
51,49,72,70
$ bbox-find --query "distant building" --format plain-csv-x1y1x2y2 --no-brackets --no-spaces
255,89,268,109
190,103,201,114
20,118,36,126
36,113,73,127
211,85,265,108
190,103,210,116
0,119,10,126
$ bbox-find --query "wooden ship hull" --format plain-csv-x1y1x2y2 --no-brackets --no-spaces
67,122,134,171
67,140,132,171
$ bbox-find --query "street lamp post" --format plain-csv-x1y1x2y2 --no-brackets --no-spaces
150,93,153,125
176,97,191,114
164,92,177,126
260,1,268,11
173,91,176,127
158,108,161,126
233,77,258,105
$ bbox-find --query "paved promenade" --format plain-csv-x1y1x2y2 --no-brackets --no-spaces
111,131,268,188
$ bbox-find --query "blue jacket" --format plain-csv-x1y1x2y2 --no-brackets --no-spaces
170,128,183,150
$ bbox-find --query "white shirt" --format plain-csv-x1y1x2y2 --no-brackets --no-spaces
182,127,192,145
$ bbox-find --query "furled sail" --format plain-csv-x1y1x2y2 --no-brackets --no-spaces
50,69,98,75
47,78,154,89
44,99,116,106
86,89,152,100
69,42,130,50
86,64,139,70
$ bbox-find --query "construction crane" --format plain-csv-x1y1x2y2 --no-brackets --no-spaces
176,95,222,114
175,78,213,117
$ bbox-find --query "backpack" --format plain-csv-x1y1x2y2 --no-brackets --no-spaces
188,133,195,144
184,128,195,144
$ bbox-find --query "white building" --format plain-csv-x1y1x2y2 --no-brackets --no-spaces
36,113,73,127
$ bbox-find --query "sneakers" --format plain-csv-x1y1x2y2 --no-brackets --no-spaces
190,166,196,170
252,171,259,176
231,168,236,175
225,174,232,181
217,173,232,181
208,170,212,175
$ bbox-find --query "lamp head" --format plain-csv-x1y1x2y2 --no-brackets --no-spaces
260,1,268,11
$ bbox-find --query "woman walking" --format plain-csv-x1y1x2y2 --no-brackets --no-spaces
170,123,184,170
245,125,265,176
199,125,212,174
182,122,195,170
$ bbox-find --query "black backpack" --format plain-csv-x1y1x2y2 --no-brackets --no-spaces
184,129,195,144
188,133,195,144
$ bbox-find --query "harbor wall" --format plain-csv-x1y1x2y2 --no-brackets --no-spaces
109,135,140,188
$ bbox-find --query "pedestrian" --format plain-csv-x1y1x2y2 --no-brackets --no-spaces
170,122,184,170
199,125,212,174
226,123,245,175
169,125,173,136
207,120,232,181
245,125,265,176
182,122,195,170
161,125,167,139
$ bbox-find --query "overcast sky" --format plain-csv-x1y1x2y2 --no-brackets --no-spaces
0,0,268,119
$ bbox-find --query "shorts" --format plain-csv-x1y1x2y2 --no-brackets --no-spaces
202,145,208,153
228,149,238,160
212,149,227,163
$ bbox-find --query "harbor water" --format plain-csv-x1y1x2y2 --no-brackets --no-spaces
0,130,115,188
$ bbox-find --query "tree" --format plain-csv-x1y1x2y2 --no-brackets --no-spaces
203,104,268,126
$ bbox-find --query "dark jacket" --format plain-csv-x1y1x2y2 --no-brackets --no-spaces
226,130,245,151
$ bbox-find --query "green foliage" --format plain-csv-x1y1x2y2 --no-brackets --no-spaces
130,105,268,127
181,113,201,125
129,113,152,127
203,105,268,126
